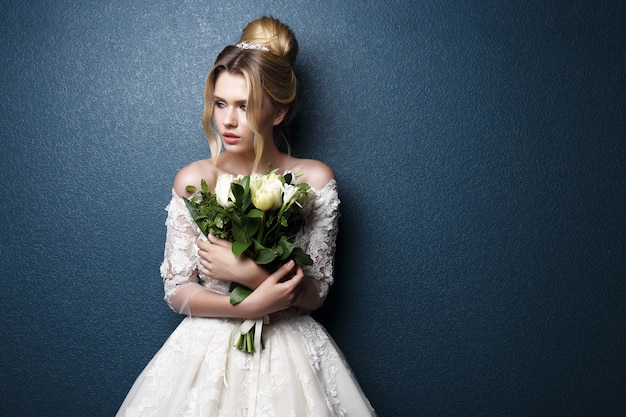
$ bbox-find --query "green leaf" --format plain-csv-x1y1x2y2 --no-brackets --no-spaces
252,238,266,251
241,180,252,210
278,236,295,260
245,209,263,219
230,285,253,304
239,175,250,196
231,182,245,202
245,221,261,241
232,241,251,258
256,248,278,265
231,220,248,243
225,210,243,226
183,198,197,214
291,247,313,265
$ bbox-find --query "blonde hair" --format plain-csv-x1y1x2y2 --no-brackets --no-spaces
202,16,299,172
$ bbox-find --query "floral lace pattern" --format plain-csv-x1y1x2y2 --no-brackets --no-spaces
118,180,376,416
295,180,340,302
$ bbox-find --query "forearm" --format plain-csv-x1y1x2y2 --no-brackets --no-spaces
176,267,299,318
184,288,260,318
170,260,312,318
197,236,269,289
236,261,270,289
167,282,254,318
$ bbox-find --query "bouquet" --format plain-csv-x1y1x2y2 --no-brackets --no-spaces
184,170,314,352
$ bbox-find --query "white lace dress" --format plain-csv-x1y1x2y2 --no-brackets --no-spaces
117,180,376,417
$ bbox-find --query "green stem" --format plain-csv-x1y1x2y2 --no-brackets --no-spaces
256,211,266,245
262,202,292,245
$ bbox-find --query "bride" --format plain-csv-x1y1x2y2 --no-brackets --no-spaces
117,16,376,417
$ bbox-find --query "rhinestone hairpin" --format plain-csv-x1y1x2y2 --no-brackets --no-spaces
236,42,270,52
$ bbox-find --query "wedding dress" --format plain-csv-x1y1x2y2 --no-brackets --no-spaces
117,180,376,417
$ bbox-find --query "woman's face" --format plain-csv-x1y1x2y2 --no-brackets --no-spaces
212,71,282,154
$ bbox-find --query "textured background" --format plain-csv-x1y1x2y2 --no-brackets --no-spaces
1,1,625,416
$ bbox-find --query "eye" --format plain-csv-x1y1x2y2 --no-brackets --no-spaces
214,100,226,109
239,103,247,111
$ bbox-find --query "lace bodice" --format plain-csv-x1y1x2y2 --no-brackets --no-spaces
159,180,340,314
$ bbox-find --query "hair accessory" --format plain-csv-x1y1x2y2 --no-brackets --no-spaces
236,42,270,52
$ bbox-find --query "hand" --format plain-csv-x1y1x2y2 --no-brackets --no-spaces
197,235,268,288
242,260,304,317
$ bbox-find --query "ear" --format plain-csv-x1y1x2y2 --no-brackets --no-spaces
272,106,289,126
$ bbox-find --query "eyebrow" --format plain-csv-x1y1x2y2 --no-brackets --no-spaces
213,95,247,105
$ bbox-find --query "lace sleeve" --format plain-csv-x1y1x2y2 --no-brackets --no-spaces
159,190,206,314
295,180,340,303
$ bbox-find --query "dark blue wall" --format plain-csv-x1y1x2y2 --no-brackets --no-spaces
1,1,624,416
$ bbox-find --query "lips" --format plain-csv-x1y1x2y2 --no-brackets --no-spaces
222,132,240,145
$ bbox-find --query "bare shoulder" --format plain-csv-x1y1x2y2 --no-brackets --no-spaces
290,158,335,190
172,159,218,198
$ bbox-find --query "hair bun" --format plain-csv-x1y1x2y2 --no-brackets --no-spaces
238,16,298,66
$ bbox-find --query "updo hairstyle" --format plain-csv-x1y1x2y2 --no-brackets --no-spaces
202,16,299,172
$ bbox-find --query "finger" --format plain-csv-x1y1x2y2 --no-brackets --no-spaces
197,246,211,261
208,234,232,248
268,260,296,282
198,258,210,274
197,238,211,250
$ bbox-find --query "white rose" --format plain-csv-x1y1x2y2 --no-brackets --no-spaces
264,176,283,210
252,189,277,211
249,174,263,196
252,175,282,211
215,174,235,208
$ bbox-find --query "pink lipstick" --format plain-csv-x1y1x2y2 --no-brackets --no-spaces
222,132,240,145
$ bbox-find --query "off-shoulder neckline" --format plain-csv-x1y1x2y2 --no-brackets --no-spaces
170,178,337,200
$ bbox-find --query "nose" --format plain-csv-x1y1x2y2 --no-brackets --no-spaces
222,107,237,128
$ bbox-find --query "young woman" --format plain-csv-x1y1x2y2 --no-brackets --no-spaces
117,16,376,417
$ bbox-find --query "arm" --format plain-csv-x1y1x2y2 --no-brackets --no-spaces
195,178,340,312
197,233,323,311
291,179,341,312
188,261,304,318
197,235,270,290
160,190,303,318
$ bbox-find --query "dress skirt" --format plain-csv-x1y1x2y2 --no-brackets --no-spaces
117,312,376,417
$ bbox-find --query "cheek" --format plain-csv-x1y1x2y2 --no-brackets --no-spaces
239,111,249,126
240,114,254,132
212,108,223,123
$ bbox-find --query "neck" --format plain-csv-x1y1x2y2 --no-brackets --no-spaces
255,145,285,173
224,143,286,175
